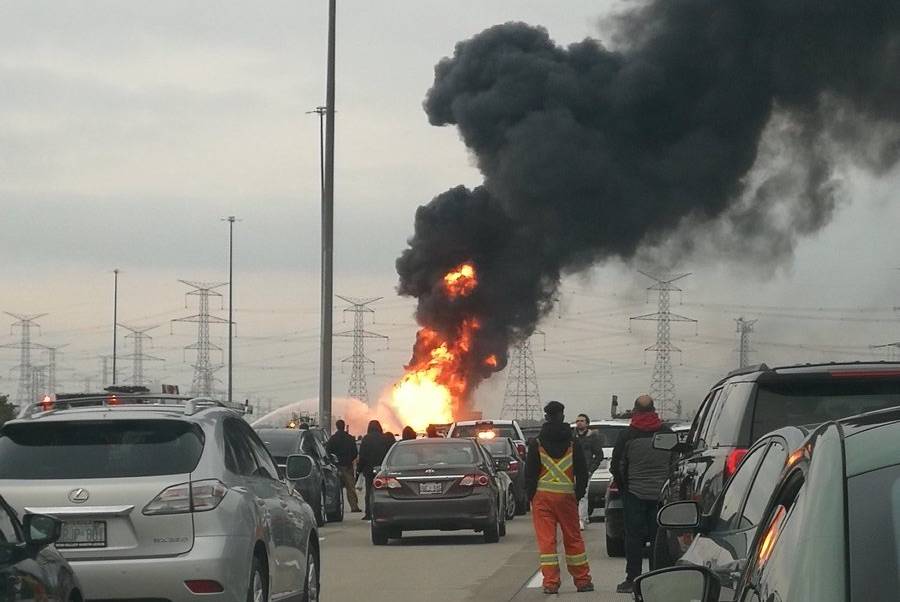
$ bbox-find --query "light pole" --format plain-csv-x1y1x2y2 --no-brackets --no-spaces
221,216,238,405
112,269,119,385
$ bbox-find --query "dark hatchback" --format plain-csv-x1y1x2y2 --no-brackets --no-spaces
255,427,343,526
370,438,508,545
478,437,528,516
0,495,82,601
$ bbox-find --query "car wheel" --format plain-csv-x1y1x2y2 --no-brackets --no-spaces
247,554,268,602
483,517,500,543
326,483,344,523
313,486,326,527
515,490,528,516
301,540,320,602
606,534,625,557
505,489,516,521
371,523,389,545
389,527,402,540
587,500,595,516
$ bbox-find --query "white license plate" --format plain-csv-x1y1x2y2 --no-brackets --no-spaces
419,482,442,495
57,520,107,548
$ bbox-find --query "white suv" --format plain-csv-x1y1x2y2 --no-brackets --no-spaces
448,419,528,459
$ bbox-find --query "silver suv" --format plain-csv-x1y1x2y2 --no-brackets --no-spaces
0,395,321,602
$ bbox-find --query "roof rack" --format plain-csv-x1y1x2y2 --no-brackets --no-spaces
715,363,771,386
16,394,250,420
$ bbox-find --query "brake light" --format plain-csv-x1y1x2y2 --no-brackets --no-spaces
373,476,400,489
185,580,224,594
829,369,900,378
106,394,120,406
757,505,787,566
477,431,496,440
460,473,490,487
608,481,619,494
515,442,527,459
40,395,53,412
508,460,520,473
724,448,749,479
143,479,227,515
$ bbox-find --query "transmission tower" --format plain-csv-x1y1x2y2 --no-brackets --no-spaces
630,272,698,418
334,295,388,405
1,313,47,405
501,335,543,421
33,344,67,395
735,317,758,369
118,324,164,386
172,281,229,397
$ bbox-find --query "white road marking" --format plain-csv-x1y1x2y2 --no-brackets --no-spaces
526,570,543,588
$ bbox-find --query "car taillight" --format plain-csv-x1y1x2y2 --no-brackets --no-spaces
185,580,224,594
460,473,490,487
373,476,400,489
724,448,749,480
143,479,227,515
508,460,520,473
608,481,619,494
516,442,527,458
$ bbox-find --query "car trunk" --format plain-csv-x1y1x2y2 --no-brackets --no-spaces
387,465,476,500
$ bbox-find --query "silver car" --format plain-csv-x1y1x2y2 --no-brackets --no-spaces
0,395,321,602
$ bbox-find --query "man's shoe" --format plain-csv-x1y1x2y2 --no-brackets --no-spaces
576,583,594,593
542,585,560,595
616,580,634,594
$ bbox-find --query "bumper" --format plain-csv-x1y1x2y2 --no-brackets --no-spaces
372,493,496,531
71,535,251,602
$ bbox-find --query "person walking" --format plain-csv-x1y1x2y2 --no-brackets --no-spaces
401,426,417,441
325,419,361,513
358,420,392,520
610,395,674,594
573,413,603,530
525,401,594,594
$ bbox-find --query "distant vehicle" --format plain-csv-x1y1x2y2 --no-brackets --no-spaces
255,427,344,526
576,419,630,519
0,394,321,602
0,495,82,601
370,438,509,544
478,436,528,516
656,361,900,568
637,405,900,602
448,419,527,459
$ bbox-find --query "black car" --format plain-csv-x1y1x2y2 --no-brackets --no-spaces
479,436,528,516
637,405,900,602
0,495,82,601
656,361,900,567
256,427,343,526
370,438,508,545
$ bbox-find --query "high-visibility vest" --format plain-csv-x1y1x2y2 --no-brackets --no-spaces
537,443,575,494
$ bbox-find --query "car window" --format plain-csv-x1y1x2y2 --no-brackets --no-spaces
707,383,754,448
592,425,628,447
385,442,477,468
300,432,320,457
224,419,258,477
241,423,280,481
848,462,900,601
737,442,787,529
696,389,723,449
0,502,21,544
715,444,766,530
451,424,518,439
753,484,807,598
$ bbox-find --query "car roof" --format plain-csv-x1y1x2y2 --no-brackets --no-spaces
715,361,900,386
453,419,517,425
4,405,236,426
395,437,477,445
255,428,304,445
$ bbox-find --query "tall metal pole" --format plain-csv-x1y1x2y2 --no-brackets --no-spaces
227,216,235,404
319,0,336,430
112,269,119,384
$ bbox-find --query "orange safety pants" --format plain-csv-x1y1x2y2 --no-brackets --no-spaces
531,490,592,589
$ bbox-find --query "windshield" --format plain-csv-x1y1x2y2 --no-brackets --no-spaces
482,440,513,457
0,420,204,479
385,442,478,468
589,425,628,447
257,429,302,458
848,462,900,601
451,424,518,439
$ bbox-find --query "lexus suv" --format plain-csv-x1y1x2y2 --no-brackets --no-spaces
655,361,900,567
0,394,321,602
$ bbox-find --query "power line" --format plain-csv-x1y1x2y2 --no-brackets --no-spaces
334,295,388,405
172,281,229,398
501,333,544,422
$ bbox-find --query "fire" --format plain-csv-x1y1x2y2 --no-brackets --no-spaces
443,263,477,298
485,355,498,367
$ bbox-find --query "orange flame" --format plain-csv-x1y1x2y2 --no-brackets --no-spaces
443,263,477,298
485,355,498,367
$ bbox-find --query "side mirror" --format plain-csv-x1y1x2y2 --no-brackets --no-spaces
286,454,314,480
634,566,721,602
657,501,701,529
494,458,510,471
24,514,61,549
652,432,680,451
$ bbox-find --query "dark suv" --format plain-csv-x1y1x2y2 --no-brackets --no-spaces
655,361,900,566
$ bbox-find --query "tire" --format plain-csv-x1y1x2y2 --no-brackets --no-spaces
606,534,625,557
499,517,507,537
247,554,268,602
653,528,675,569
326,483,344,523
505,489,517,521
515,491,528,516
314,486,326,527
301,541,320,602
483,517,500,543
587,501,595,516
371,524,389,545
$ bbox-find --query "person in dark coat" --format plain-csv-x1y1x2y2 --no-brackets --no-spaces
573,413,604,529
358,420,392,520
325,419,361,512
426,424,441,438
401,426,417,441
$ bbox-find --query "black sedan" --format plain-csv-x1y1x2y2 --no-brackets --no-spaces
256,427,344,526
0,495,82,601
370,438,508,544
479,437,528,517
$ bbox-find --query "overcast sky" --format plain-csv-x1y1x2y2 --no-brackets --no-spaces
3,1,900,422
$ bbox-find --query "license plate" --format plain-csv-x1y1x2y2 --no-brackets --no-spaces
57,520,107,548
419,482,442,495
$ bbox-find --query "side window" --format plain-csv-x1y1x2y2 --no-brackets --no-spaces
224,419,257,477
708,383,754,448
753,482,807,596
0,503,21,544
715,443,767,530
240,423,279,481
697,389,724,449
689,393,715,448
738,442,787,529
301,433,319,457
314,439,329,462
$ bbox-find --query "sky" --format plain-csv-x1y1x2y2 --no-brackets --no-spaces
3,1,900,422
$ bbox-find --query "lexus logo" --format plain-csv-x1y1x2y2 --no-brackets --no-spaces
68,488,90,504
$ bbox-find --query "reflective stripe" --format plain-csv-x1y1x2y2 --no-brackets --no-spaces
537,445,575,494
540,553,559,566
566,553,588,566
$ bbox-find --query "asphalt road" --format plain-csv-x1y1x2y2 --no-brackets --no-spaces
320,511,645,601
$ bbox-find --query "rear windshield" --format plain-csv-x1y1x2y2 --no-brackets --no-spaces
590,425,628,447
482,440,512,457
257,430,301,458
385,442,478,468
451,424,517,439
753,378,900,439
0,420,204,479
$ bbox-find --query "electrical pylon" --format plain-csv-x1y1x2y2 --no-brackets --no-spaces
630,272,698,418
334,295,388,405
33,344,67,395
1,312,47,405
118,324,164,386
172,281,229,398
501,336,543,422
735,317,758,369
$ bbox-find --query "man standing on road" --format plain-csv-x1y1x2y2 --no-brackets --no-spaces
358,420,391,520
610,395,673,594
525,401,594,595
573,413,603,530
325,419,361,513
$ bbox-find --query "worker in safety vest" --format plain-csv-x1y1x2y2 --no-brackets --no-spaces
524,400,593,594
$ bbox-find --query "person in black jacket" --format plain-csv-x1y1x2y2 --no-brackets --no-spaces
325,419,361,513
573,413,604,530
610,395,674,593
401,426,417,441
357,420,392,520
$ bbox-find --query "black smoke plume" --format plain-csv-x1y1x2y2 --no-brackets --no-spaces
396,1,900,403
